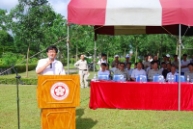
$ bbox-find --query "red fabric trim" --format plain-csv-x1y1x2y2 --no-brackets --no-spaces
160,0,193,26
68,0,107,25
94,26,114,35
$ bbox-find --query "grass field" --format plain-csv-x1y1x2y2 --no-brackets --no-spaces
0,84,193,129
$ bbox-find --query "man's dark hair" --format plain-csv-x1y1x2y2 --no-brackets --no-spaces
161,62,166,65
137,62,144,69
183,54,187,57
137,62,143,65
173,54,178,57
101,53,107,57
188,63,193,66
151,61,158,65
101,63,107,67
119,62,125,66
46,46,58,53
171,64,177,68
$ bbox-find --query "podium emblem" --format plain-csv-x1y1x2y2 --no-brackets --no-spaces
50,82,69,100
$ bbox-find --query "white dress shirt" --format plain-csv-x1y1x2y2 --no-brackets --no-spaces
184,71,193,80
97,59,107,65
166,72,178,81
98,70,110,75
131,68,146,78
74,60,88,70
148,69,162,80
36,58,65,75
114,69,129,79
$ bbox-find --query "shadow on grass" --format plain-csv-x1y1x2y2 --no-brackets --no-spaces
76,108,97,129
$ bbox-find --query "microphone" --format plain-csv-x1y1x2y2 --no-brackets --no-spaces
49,56,53,69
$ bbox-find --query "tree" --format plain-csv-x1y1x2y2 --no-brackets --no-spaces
0,30,14,56
181,36,193,57
9,0,57,77
70,25,94,57
0,9,8,30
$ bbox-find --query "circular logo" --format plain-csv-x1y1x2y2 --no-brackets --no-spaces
50,82,69,101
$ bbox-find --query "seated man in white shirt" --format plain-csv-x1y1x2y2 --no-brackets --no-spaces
166,64,178,81
98,63,110,75
36,46,65,75
131,62,146,81
114,62,129,80
185,63,193,80
148,61,162,81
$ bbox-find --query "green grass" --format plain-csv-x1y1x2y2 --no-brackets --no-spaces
0,85,193,129
0,70,38,79
0,70,95,81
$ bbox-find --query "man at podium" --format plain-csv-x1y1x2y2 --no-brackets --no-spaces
36,46,66,75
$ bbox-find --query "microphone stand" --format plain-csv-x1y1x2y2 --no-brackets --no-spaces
12,66,23,129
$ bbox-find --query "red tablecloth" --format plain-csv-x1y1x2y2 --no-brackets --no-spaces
89,81,193,111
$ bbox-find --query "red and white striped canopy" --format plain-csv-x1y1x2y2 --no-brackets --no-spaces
68,0,193,26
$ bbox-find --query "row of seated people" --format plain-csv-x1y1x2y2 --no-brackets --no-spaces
97,61,193,82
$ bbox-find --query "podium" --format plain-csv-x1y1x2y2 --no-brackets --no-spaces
37,75,80,129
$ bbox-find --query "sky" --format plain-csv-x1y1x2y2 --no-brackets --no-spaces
0,0,70,18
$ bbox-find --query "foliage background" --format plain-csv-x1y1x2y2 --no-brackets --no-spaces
0,0,193,73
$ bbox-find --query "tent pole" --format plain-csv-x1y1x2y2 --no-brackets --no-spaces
178,24,182,111
93,40,97,72
67,23,70,74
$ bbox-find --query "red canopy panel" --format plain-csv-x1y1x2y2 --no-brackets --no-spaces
68,0,193,26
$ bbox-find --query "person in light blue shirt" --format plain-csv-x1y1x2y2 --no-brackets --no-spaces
131,62,146,81
148,61,162,81
114,62,129,80
98,63,110,75
166,65,178,81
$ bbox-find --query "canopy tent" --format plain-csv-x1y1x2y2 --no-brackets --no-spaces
68,0,193,26
67,0,193,111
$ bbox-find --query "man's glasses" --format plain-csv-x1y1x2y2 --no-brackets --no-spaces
48,51,56,54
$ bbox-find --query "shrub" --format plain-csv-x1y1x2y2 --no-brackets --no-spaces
0,78,37,85
14,64,36,73
0,52,17,66
0,64,37,74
